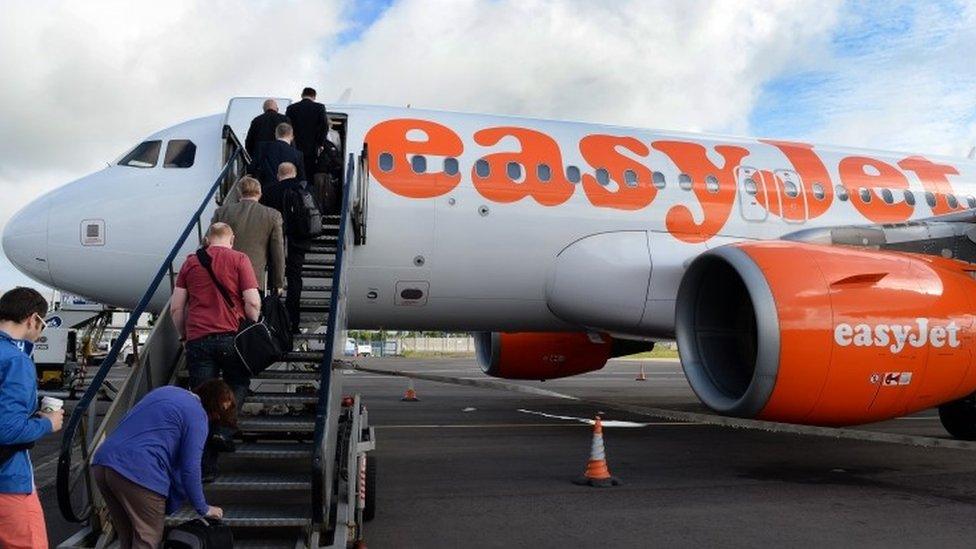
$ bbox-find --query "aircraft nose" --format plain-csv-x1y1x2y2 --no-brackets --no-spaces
2,194,52,285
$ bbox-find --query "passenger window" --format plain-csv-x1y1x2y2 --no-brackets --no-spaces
811,182,825,200
968,196,976,209
624,170,638,188
903,190,916,206
537,164,552,182
596,168,610,186
948,194,959,209
119,140,162,168
475,159,490,178
164,140,196,168
411,155,427,174
783,180,798,198
858,188,871,203
881,188,893,204
678,173,693,190
444,157,459,176
835,185,849,201
507,162,523,181
652,171,666,189
705,175,719,194
566,165,581,184
925,192,936,207
378,152,394,172
744,178,758,196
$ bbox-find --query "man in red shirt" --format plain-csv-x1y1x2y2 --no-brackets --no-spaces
170,222,261,406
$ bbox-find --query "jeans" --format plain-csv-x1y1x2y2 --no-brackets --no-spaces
285,241,309,333
185,333,250,408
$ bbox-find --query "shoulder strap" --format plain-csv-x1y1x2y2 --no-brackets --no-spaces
195,248,236,312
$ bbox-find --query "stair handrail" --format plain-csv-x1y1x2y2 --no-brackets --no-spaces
311,153,357,533
57,127,246,522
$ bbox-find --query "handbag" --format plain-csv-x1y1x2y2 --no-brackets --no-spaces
163,517,234,549
195,248,281,376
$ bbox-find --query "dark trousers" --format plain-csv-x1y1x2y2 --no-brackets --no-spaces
186,334,250,408
285,242,309,332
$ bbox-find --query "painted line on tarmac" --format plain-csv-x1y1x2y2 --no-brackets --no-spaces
350,365,976,452
33,453,60,490
375,421,693,429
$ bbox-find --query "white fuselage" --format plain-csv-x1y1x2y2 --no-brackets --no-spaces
5,103,975,340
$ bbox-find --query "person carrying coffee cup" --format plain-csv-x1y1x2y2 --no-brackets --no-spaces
0,287,62,548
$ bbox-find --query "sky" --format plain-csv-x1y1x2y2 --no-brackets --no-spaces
0,0,974,295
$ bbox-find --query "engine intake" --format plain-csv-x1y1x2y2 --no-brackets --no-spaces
676,241,976,426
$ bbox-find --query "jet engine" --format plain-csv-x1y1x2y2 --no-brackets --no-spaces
474,332,649,380
675,241,976,426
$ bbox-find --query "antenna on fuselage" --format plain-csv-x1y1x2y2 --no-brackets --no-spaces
968,146,975,160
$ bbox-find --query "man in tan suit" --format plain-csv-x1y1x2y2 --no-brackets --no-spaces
211,177,285,291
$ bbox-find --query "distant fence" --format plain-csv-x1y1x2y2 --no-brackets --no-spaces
401,336,475,354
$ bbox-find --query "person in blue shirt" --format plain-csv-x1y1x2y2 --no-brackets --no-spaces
93,380,235,549
0,286,63,549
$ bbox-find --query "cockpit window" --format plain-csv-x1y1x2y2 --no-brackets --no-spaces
164,140,196,168
119,140,162,168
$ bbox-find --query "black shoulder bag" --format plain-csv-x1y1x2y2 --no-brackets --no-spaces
0,442,34,468
195,248,281,376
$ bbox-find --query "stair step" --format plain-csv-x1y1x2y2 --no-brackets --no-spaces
312,234,338,243
256,370,320,382
303,257,335,267
300,270,334,279
233,442,314,459
299,285,332,292
283,350,325,363
295,298,330,310
308,245,337,254
239,415,315,433
244,393,319,406
300,312,328,323
165,505,309,528
292,332,328,340
208,472,310,491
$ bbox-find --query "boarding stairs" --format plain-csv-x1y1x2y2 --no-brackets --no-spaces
57,105,373,548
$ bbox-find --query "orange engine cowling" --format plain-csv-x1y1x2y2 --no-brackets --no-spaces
474,332,616,380
675,241,976,426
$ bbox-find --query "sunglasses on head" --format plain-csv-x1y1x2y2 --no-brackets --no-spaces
33,313,47,332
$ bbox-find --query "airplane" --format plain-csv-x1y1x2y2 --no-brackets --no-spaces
5,97,976,439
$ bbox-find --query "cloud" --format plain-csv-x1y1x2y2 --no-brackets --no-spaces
323,0,841,135
0,0,346,291
750,1,976,156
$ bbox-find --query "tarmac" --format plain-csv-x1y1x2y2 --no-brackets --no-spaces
37,357,976,548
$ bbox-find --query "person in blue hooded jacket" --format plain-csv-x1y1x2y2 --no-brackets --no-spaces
92,380,235,549
0,286,63,549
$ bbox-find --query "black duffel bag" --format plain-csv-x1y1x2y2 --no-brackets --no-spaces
164,517,233,549
195,248,282,376
262,291,293,354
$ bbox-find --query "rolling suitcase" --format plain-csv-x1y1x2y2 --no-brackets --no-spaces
164,518,233,549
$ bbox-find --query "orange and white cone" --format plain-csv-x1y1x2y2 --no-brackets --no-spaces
401,378,420,402
573,416,621,487
635,364,647,381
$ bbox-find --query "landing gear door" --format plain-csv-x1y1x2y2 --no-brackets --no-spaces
737,166,767,222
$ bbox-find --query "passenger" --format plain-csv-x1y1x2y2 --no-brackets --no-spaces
170,222,260,407
253,122,306,188
327,117,342,149
244,98,289,160
0,287,63,549
285,87,329,176
212,176,285,293
92,381,233,549
264,162,313,333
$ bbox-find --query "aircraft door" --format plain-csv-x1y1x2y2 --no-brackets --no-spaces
737,166,768,222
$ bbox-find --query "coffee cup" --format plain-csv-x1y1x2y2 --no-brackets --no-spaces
41,396,64,413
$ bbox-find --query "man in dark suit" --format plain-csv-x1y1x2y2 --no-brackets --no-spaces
263,162,312,332
252,122,305,187
244,99,289,160
285,87,329,174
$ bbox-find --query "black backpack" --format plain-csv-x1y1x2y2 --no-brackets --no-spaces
316,139,342,179
164,518,233,549
282,181,323,240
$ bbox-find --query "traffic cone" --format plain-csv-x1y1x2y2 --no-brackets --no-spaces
401,378,420,402
635,364,647,381
573,416,621,487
